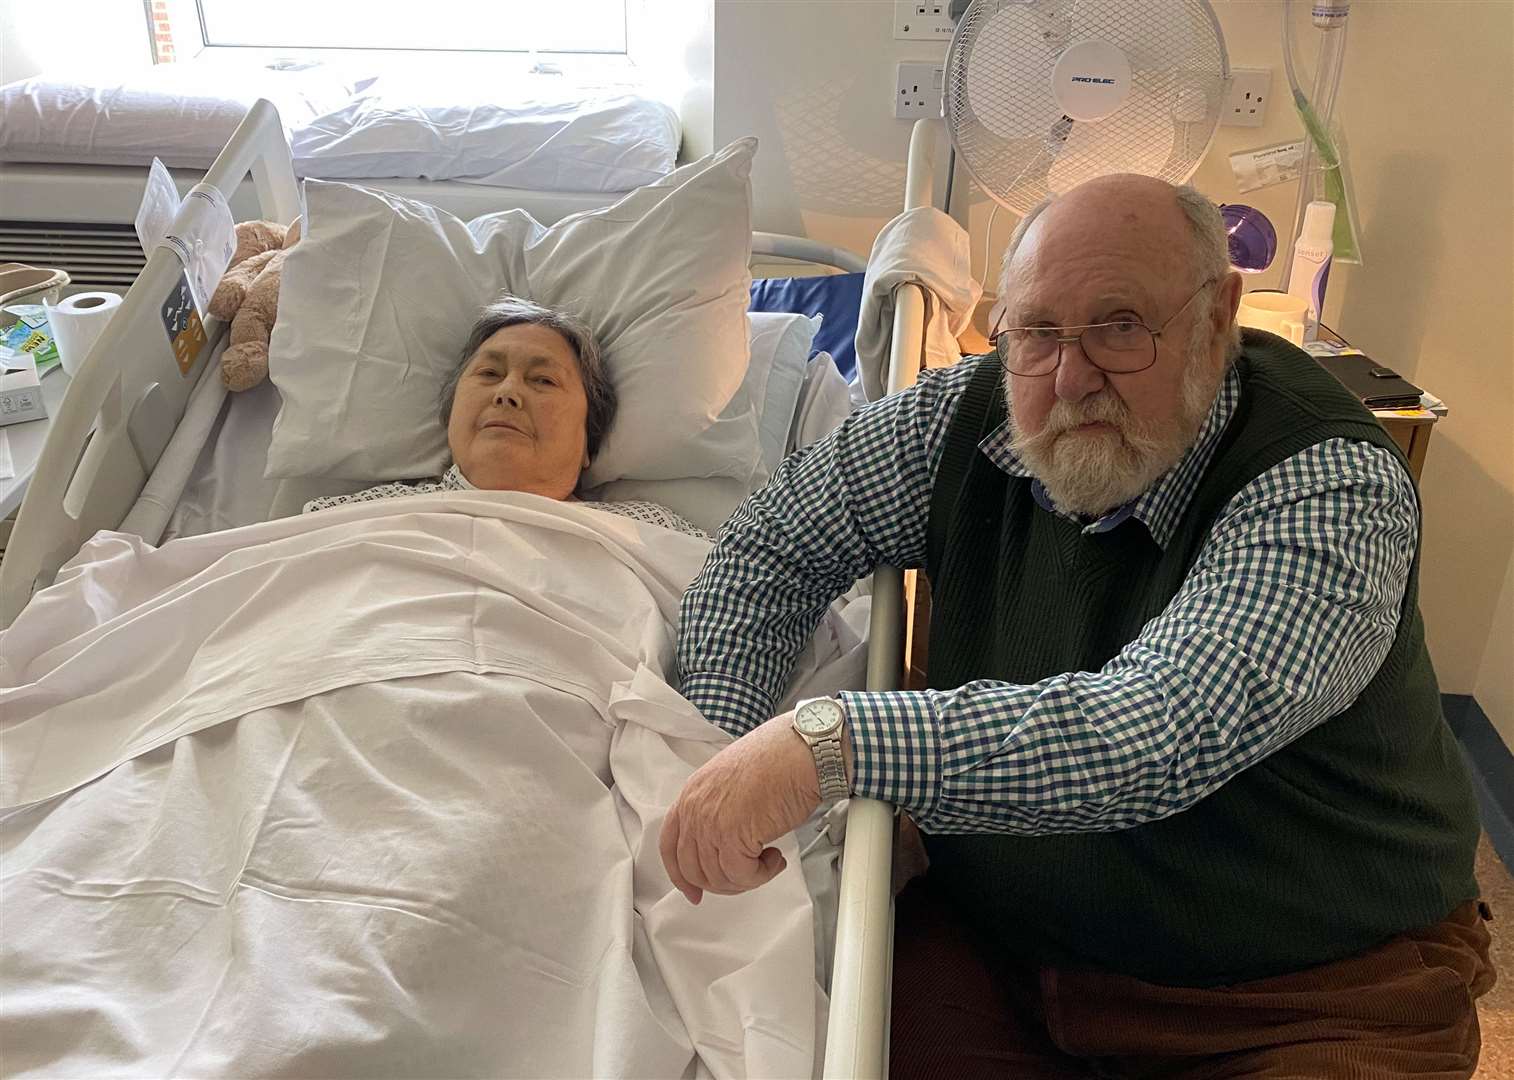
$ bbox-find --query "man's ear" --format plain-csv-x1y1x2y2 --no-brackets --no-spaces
1216,270,1243,333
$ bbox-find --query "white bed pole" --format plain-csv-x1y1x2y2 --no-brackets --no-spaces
0,101,297,625
823,117,941,1080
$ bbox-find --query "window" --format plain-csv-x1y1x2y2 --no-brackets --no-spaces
193,0,627,54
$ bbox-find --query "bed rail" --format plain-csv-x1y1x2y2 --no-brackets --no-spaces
0,99,298,626
2,99,942,1078
751,233,867,275
823,116,941,1080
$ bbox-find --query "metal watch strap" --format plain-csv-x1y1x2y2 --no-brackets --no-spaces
812,734,849,803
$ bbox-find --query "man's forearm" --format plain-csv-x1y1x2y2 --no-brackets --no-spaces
675,450,861,732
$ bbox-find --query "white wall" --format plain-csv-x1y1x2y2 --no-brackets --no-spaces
0,0,43,82
712,0,1514,739
631,0,714,159
714,0,945,255
0,0,152,81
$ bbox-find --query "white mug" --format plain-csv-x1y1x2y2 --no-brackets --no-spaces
1237,292,1310,346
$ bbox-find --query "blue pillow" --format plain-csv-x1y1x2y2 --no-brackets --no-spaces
749,272,864,381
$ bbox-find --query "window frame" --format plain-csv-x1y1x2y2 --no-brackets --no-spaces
175,0,639,70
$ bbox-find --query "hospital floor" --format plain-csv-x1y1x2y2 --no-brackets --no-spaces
1475,834,1513,1078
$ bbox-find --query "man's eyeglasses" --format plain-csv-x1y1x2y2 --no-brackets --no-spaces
992,278,1218,377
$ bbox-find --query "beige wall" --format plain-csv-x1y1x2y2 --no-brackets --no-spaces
1318,1,1514,711
713,0,1514,737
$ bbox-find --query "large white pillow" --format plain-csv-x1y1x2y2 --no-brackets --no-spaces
266,139,757,486
585,312,818,533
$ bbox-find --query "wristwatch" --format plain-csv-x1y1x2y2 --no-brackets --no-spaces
793,696,850,804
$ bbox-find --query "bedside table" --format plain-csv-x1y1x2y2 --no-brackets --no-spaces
1,367,74,526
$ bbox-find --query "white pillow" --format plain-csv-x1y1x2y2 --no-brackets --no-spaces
266,139,757,486
586,312,818,534
290,81,679,190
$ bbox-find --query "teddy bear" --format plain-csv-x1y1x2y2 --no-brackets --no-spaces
207,218,301,392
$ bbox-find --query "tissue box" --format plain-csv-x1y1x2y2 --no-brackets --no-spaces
0,354,47,426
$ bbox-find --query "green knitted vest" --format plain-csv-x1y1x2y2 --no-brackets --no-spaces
922,331,1480,986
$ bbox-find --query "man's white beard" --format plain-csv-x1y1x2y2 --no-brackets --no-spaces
1008,337,1225,518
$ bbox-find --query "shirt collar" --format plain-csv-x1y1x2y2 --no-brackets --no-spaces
980,365,1241,549
443,463,476,491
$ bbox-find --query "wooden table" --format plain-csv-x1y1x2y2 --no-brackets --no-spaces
1313,325,1443,485
1370,405,1440,484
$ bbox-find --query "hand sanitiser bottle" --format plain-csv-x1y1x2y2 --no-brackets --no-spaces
1286,200,1335,342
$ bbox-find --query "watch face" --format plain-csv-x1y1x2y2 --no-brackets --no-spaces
795,699,841,736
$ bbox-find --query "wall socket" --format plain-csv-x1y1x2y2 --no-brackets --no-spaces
1222,68,1272,127
893,0,955,41
895,62,944,119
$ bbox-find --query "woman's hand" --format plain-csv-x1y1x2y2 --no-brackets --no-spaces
659,711,820,904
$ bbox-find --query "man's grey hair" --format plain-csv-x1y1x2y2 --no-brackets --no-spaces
439,295,617,460
998,182,1235,326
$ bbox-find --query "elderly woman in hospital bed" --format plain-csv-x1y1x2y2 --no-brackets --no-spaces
302,294,705,537
0,299,840,1079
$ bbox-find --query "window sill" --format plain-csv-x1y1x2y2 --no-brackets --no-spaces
189,44,645,89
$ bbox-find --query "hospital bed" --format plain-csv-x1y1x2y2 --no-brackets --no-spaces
0,100,940,1078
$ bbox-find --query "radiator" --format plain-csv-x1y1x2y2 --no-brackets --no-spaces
0,221,144,291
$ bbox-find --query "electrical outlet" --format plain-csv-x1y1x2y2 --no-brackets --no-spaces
894,62,944,119
1222,68,1272,127
893,0,954,41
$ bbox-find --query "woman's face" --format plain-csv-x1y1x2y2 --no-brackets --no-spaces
446,323,590,500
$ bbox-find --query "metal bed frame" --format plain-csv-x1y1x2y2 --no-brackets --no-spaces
0,100,943,1079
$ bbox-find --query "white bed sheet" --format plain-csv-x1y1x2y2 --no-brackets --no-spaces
2,494,852,1078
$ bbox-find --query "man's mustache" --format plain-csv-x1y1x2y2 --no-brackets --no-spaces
1042,392,1129,437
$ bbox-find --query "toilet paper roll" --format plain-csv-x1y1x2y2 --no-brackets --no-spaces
45,291,123,377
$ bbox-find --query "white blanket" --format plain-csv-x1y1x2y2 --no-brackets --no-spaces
0,494,845,1078
854,207,983,402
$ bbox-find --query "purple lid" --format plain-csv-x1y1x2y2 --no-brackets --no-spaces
1220,203,1277,274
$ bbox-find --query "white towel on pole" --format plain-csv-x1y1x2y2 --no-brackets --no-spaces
854,207,982,401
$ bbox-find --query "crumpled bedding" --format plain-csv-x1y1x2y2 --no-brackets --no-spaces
1,493,850,1078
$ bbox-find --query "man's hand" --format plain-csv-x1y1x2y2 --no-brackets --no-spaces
659,711,820,904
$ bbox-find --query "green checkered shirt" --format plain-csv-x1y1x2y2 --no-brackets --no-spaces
678,356,1418,834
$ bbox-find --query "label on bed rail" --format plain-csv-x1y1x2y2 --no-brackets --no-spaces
161,273,207,377
137,161,236,323
162,186,236,321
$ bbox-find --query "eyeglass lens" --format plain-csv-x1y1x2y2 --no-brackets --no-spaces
996,322,1155,376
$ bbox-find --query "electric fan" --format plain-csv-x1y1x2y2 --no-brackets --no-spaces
944,0,1230,214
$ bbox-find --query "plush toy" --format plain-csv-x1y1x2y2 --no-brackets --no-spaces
207,218,300,392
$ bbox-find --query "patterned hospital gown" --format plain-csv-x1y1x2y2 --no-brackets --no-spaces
303,464,709,539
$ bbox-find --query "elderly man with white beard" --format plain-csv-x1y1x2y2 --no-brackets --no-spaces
664,175,1495,1077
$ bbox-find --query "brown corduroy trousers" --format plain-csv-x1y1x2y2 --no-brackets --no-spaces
889,881,1496,1079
